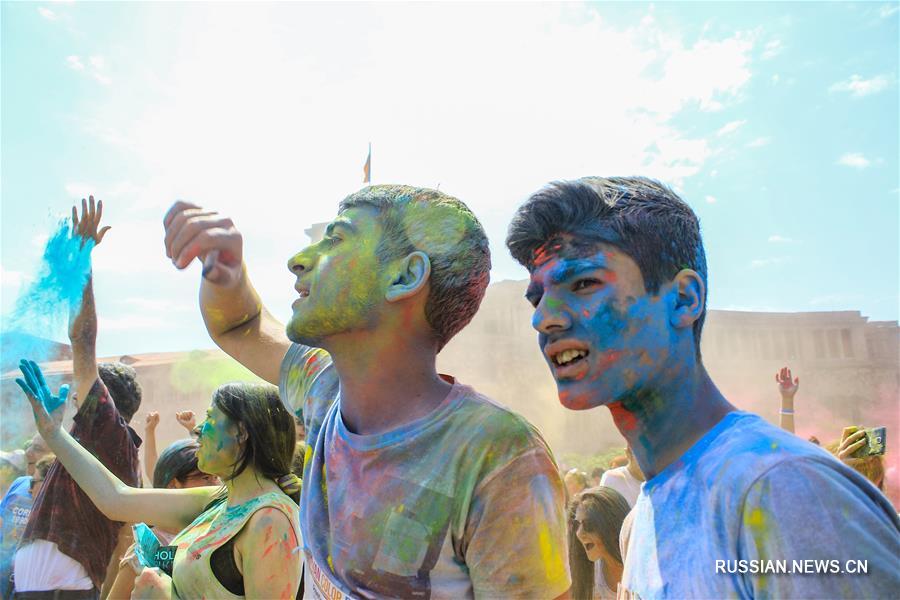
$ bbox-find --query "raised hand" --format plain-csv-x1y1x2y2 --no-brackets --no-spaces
775,367,799,398
15,359,68,438
145,411,160,432
72,195,111,248
175,410,196,433
163,201,243,286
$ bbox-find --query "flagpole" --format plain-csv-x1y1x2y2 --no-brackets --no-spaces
363,142,372,185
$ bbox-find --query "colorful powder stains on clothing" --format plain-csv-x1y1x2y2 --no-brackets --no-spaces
280,343,571,599
170,491,300,599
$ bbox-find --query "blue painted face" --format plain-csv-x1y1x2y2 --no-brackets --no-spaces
526,241,678,414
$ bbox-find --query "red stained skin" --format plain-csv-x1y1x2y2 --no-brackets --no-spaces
608,401,638,431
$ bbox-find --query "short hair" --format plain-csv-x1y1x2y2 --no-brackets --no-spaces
34,454,55,480
590,466,605,480
153,439,200,488
565,468,589,489
98,362,142,422
339,185,491,351
506,176,708,357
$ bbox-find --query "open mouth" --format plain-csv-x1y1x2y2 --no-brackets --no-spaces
552,348,590,367
583,542,595,553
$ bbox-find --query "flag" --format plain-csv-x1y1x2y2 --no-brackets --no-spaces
363,143,371,184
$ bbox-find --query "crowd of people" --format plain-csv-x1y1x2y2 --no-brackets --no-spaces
0,178,898,599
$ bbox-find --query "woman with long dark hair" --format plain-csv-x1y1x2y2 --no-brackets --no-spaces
568,487,631,600
17,361,301,600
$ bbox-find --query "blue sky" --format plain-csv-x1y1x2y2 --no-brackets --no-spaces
2,1,898,357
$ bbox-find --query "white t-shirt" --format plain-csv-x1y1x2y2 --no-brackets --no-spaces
620,411,900,599
593,560,617,600
13,540,93,591
599,465,642,507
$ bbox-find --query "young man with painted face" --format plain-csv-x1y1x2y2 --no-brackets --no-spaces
163,185,570,599
507,176,900,598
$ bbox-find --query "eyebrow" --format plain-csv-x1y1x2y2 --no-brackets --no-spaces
325,219,358,237
524,258,610,298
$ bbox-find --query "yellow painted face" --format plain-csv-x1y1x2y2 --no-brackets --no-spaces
285,206,387,346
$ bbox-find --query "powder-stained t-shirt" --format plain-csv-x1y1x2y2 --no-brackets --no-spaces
280,343,570,600
620,411,900,599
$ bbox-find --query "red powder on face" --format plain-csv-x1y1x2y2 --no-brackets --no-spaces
532,240,563,267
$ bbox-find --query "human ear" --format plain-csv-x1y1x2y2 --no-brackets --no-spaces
385,251,431,302
669,269,705,330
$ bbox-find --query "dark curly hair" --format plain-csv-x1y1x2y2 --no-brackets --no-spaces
98,362,142,422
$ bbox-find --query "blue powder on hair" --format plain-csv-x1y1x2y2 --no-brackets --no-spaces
2,220,94,364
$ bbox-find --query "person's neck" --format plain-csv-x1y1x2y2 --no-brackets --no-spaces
225,466,278,507
608,360,734,480
603,557,623,589
326,330,452,436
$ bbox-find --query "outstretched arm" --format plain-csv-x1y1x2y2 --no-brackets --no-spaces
163,201,290,385
775,366,798,433
16,360,217,533
69,196,109,407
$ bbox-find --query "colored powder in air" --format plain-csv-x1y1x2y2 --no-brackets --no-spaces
3,220,94,355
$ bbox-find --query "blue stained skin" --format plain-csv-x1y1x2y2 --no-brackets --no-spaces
15,359,68,414
529,248,675,413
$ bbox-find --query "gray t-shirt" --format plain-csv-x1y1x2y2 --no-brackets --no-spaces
620,411,900,599
280,343,570,599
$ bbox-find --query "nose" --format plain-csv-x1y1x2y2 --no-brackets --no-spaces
532,293,572,335
288,246,316,275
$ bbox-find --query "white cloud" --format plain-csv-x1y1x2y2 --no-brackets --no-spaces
837,153,871,169
767,235,795,243
762,39,783,60
37,7,57,21
716,120,746,136
879,5,900,19
69,2,759,300
705,195,717,204
66,55,85,71
65,54,111,85
750,257,789,269
747,137,772,148
829,74,890,97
